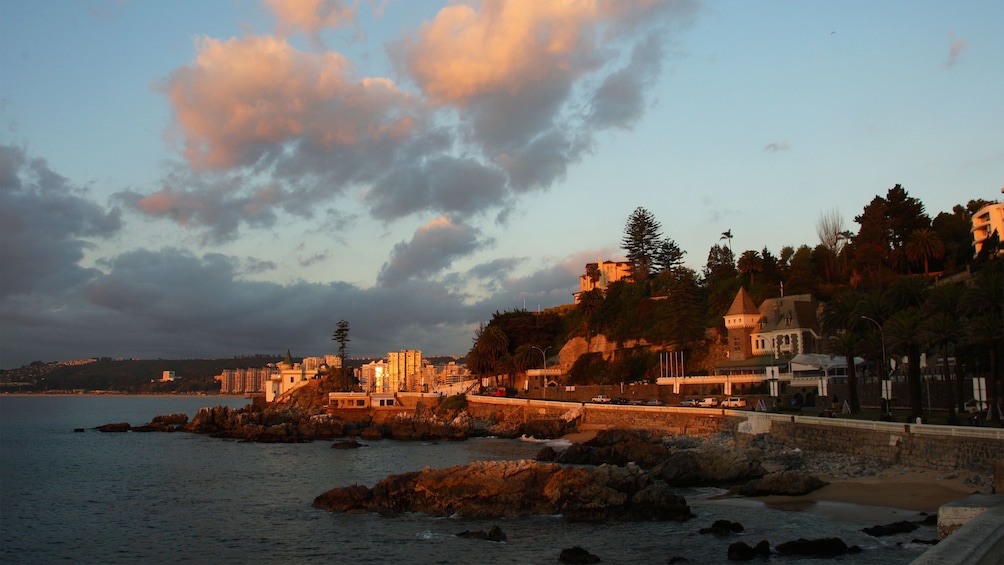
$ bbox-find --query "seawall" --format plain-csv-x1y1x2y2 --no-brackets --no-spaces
461,396,1004,479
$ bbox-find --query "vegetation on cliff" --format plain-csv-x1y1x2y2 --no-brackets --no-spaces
466,187,1002,424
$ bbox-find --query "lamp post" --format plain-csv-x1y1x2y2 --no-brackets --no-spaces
532,346,550,399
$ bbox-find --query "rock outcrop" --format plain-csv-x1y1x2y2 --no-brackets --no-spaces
775,537,858,557
95,422,131,433
735,470,828,496
650,445,766,486
554,429,670,468
313,459,693,523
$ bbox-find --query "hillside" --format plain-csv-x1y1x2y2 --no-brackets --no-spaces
0,356,282,394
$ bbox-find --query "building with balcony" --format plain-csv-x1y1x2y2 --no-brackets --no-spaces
972,201,1004,256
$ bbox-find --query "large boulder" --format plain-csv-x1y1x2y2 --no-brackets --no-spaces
151,413,188,425
775,537,856,557
313,460,692,522
651,445,766,486
736,471,828,496
556,429,669,468
523,419,566,439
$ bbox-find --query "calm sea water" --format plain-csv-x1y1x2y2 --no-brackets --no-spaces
0,396,937,564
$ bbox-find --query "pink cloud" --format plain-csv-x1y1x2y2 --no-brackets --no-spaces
947,38,968,67
395,1,604,106
159,34,415,170
265,0,356,38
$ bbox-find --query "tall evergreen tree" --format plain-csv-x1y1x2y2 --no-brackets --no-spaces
621,207,663,282
332,320,351,362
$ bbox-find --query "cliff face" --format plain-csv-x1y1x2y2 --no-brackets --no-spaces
312,459,693,523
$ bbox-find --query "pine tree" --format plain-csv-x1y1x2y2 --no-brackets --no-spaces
621,207,663,281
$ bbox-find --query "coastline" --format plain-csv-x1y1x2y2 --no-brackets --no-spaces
560,428,978,514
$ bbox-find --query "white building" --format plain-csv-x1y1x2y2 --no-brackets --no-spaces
972,201,1004,256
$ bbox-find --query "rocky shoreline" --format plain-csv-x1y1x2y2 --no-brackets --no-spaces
91,402,988,562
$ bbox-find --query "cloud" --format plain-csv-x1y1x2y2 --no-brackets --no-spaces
0,144,122,299
0,241,587,368
763,142,791,152
115,166,282,244
158,34,417,172
144,0,698,243
0,145,593,369
947,38,968,67
266,0,356,39
378,216,491,286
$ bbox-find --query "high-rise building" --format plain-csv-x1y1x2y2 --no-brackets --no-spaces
387,350,422,392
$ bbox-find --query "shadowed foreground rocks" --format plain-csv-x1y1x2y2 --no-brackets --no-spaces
312,459,693,522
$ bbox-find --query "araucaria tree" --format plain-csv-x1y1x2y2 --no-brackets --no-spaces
622,207,684,284
332,320,350,362
622,207,663,282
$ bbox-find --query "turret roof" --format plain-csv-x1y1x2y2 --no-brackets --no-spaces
726,287,759,316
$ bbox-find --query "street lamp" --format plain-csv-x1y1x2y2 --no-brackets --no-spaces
532,346,550,399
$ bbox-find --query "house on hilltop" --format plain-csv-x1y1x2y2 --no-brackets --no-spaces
573,260,631,303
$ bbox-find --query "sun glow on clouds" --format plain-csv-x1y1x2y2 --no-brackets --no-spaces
144,0,695,280
159,34,414,170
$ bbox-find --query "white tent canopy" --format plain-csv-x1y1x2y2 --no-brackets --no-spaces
790,353,865,374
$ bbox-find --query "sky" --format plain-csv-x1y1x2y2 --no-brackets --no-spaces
1,0,1001,369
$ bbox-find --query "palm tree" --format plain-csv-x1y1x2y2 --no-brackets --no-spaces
905,228,946,275
828,330,861,413
510,344,538,389
885,307,925,420
919,312,960,424
737,250,763,286
961,266,1003,424
821,291,863,413
720,229,733,254
921,283,965,421
577,288,603,353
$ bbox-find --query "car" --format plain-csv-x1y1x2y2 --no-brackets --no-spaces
591,394,611,403
964,400,987,414
610,397,630,405
629,398,647,405
697,397,719,408
721,397,747,408
644,399,664,406
679,398,700,407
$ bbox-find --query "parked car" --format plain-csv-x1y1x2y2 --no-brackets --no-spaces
697,397,719,407
721,397,747,408
610,397,630,405
644,399,664,406
679,398,700,407
964,400,987,414
629,398,647,405
591,394,611,403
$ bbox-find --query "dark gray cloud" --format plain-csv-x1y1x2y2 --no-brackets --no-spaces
1,242,581,368
378,217,491,286
113,165,281,244
589,33,664,130
0,144,121,299
365,155,510,221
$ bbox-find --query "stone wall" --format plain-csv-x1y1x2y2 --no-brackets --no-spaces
756,417,1004,477
464,396,1004,478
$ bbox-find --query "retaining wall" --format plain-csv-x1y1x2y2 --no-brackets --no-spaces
461,396,1004,477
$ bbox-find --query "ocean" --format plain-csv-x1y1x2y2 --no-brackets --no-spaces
0,395,938,564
